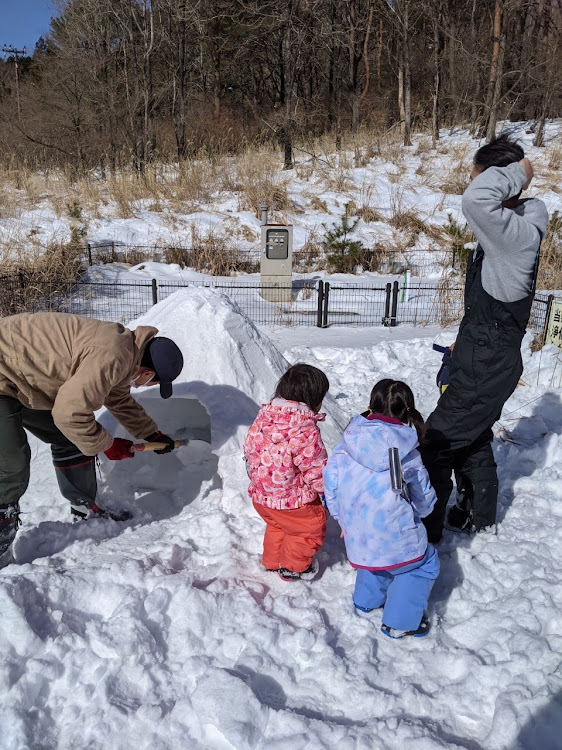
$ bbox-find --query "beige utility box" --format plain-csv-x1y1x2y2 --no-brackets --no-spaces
260,215,293,303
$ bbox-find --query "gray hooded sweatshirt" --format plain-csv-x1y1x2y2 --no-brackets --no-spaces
461,162,549,303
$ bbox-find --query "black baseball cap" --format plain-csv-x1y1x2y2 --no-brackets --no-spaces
148,337,184,399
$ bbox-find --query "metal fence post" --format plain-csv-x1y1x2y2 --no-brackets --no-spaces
322,282,330,328
316,280,324,327
541,294,555,345
151,279,158,306
87,242,93,266
391,280,399,326
383,282,391,326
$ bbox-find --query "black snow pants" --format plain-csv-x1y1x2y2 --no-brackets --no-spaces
0,396,97,555
420,247,534,543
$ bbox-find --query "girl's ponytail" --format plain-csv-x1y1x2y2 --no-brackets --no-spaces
408,407,425,444
367,379,425,443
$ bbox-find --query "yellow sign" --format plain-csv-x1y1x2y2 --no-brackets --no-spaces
544,300,562,349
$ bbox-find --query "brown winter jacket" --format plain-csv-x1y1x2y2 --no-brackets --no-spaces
0,312,159,455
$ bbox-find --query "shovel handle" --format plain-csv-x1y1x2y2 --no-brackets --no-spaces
131,439,187,453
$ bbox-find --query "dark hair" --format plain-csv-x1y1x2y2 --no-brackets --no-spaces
367,379,425,443
473,133,524,171
274,363,329,412
140,346,154,370
140,342,159,382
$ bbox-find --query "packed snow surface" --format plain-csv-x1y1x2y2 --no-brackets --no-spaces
1,289,561,750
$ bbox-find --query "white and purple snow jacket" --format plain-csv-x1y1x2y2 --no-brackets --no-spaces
323,414,437,569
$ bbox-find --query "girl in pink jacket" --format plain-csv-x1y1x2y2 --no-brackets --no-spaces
244,364,329,581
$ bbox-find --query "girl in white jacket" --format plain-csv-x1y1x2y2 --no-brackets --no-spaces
323,380,439,639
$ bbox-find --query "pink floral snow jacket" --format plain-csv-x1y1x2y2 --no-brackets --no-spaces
243,398,328,510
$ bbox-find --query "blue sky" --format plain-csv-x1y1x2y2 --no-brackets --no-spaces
1,0,58,55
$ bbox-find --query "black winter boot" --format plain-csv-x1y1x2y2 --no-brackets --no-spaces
446,504,473,533
71,502,132,522
445,474,474,533
0,504,20,566
278,562,318,581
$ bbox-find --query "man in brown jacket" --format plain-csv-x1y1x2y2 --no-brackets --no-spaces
0,312,184,567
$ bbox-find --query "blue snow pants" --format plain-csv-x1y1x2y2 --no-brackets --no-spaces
353,545,440,631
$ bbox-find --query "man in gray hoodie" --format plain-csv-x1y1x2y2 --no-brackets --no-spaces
421,134,549,543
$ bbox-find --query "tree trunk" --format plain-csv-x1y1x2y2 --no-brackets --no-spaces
281,0,295,169
469,0,480,134
398,57,405,138
376,16,383,88
485,2,506,142
358,1,375,129
402,0,411,146
432,3,444,146
335,77,342,150
483,0,503,140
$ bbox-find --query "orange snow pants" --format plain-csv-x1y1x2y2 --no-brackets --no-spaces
253,499,327,573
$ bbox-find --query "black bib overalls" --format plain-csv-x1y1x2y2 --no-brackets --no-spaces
420,246,535,541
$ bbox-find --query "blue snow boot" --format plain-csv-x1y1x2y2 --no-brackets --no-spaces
381,614,431,639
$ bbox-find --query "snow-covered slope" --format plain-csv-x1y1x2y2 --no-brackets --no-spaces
2,121,560,267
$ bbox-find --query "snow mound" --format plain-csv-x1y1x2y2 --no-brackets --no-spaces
125,287,347,453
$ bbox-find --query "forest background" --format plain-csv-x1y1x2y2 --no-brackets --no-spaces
1,0,561,175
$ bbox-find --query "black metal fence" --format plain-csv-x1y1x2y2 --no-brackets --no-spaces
0,274,323,327
1,273,556,339
529,293,554,337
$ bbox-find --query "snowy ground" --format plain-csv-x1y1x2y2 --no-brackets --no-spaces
0,288,561,750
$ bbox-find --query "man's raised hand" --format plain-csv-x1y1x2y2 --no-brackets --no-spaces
519,158,534,190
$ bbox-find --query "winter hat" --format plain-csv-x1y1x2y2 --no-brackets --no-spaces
148,337,184,399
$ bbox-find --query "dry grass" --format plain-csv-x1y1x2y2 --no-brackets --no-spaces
439,143,472,194
355,182,384,223
441,166,470,195
414,137,433,156
433,276,464,326
296,229,325,272
235,151,292,217
537,211,562,290
309,195,329,213
319,153,355,193
415,157,429,177
389,210,444,241
164,222,258,275
548,145,562,171
356,205,385,223
0,231,86,317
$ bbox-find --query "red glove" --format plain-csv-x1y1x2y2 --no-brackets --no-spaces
104,438,135,461
145,431,175,455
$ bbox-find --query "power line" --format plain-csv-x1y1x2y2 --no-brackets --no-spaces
2,45,27,119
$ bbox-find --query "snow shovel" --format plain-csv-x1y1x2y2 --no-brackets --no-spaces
122,395,213,451
131,438,190,453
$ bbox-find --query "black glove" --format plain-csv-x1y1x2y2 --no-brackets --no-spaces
145,431,176,455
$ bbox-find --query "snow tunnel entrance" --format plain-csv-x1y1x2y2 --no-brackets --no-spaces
98,394,217,521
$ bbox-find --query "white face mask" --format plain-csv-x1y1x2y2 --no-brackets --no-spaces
130,373,155,389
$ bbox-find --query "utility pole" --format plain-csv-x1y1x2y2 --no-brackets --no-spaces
2,45,27,119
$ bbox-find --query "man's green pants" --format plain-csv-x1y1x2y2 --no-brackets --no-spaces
0,396,98,556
